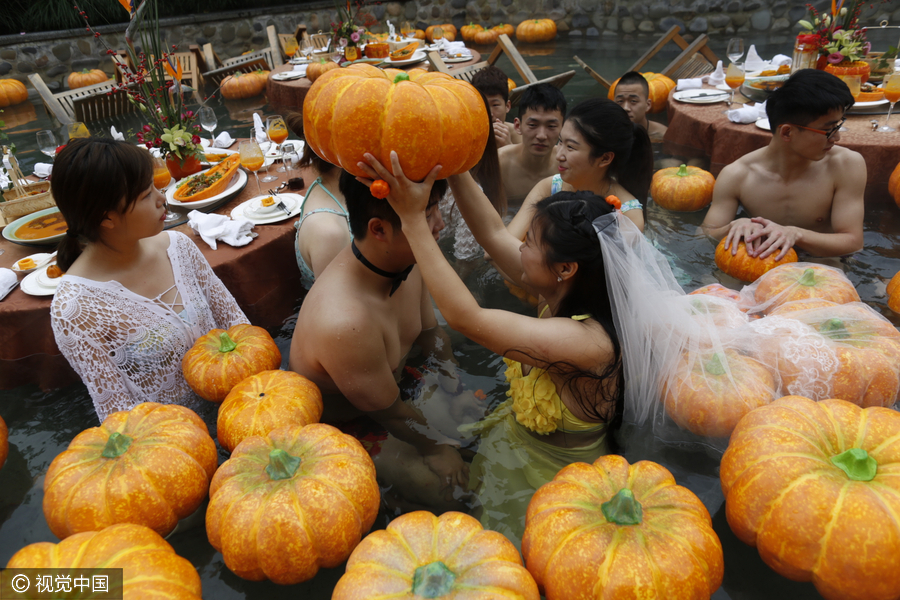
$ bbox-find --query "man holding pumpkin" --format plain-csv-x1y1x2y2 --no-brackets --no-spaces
701,70,865,261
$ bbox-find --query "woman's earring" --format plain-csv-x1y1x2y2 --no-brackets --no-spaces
557,276,562,282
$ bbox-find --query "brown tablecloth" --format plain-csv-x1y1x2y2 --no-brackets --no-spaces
0,160,312,390
664,88,900,193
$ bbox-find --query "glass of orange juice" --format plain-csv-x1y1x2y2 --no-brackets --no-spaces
67,122,90,140
151,154,180,224
877,73,900,133
267,115,290,173
724,62,745,108
239,140,266,195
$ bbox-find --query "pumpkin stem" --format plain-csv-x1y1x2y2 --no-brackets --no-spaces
797,268,818,287
601,488,643,526
831,448,877,481
393,72,410,84
412,561,457,598
266,449,302,480
101,432,133,458
704,353,727,376
819,318,850,340
676,163,690,177
218,331,238,353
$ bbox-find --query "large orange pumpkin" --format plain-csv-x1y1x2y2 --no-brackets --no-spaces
217,370,324,453
608,72,676,113
67,68,108,89
182,323,282,403
523,454,723,599
460,23,484,43
303,64,489,181
715,238,799,283
0,414,7,470
515,19,557,43
887,269,900,313
753,263,860,312
306,58,340,82
206,423,380,584
43,402,217,539
0,79,28,108
721,396,900,600
474,28,500,45
889,160,900,208
333,511,540,600
425,24,457,43
663,349,778,438
220,71,266,99
651,163,716,211
7,523,202,599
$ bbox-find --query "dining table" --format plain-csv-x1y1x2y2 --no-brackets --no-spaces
0,155,312,391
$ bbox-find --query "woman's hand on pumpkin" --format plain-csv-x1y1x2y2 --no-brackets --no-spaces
747,217,802,260
358,152,442,221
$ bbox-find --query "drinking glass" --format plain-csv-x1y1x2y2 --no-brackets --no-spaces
267,115,289,173
150,154,180,224
299,38,313,60
724,62,745,108
331,50,343,65
239,140,266,195
877,73,900,133
198,106,217,148
36,130,58,161
432,26,444,44
839,75,860,133
726,38,744,64
67,122,90,140
281,143,299,179
402,21,413,38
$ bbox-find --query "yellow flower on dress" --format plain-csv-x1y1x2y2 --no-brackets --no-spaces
503,357,562,435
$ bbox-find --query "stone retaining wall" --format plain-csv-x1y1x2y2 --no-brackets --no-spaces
0,0,896,95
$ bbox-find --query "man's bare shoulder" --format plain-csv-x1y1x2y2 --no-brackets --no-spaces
498,142,519,164
824,144,865,169
717,148,767,182
300,274,375,337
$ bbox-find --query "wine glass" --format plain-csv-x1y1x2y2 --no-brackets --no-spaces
67,122,90,140
198,106,217,148
877,73,900,133
239,140,266,195
726,38,744,64
432,26,444,46
151,154,180,224
267,115,290,173
36,130,58,162
299,38,313,60
402,21,413,38
724,62,745,108
839,75,860,132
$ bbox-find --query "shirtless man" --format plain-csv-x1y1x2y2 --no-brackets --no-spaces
498,84,567,209
614,71,667,142
290,172,472,509
471,65,521,148
701,69,864,260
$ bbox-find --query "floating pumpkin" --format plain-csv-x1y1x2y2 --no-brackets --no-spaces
306,58,340,82
6,523,202,599
523,454,723,599
721,396,900,600
333,511,540,600
492,23,515,37
515,19,557,43
411,29,427,40
890,160,900,208
425,24,457,43
888,269,900,313
689,282,742,304
753,263,859,312
217,370,324,453
651,163,716,212
715,238,799,283
608,72,676,113
182,323,282,403
220,71,266,99
473,28,500,45
0,78,28,108
0,414,7,469
251,68,270,85
206,423,380,584
663,349,777,438
460,23,485,43
67,68,108,89
43,402,217,539
303,64,489,181
508,77,517,92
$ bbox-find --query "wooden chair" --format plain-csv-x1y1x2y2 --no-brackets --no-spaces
294,24,309,43
310,32,331,51
573,55,612,89
659,34,718,80
265,25,286,67
112,50,201,89
28,73,139,125
201,44,275,86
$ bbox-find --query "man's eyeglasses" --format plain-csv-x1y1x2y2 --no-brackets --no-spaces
791,116,847,140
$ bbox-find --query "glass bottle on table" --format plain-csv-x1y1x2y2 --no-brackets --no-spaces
266,115,290,173
198,106,217,148
239,140,266,195
724,62,745,108
877,72,900,133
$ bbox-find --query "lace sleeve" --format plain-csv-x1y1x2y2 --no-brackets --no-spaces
175,232,248,328
439,185,484,262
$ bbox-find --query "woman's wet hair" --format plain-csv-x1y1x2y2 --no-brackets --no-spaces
566,98,653,216
766,69,854,130
473,91,506,216
53,138,153,271
285,111,338,174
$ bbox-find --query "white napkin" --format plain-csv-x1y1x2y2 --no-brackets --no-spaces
772,54,792,67
0,268,18,301
292,64,308,76
726,100,766,124
109,126,125,141
438,39,470,54
676,78,703,91
745,44,766,72
187,210,256,250
213,132,234,148
33,163,52,178
252,113,267,144
705,60,725,86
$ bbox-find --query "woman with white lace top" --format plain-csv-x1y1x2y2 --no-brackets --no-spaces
49,138,248,422
507,98,653,238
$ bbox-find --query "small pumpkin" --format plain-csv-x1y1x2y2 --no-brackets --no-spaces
753,263,859,312
523,454,723,599
6,523,202,599
715,238,799,283
515,19,557,43
306,58,340,82
206,423,380,584
887,269,900,313
651,163,716,212
43,402,218,539
889,160,900,208
251,68,270,85
333,511,540,600
425,24,457,43
689,282,742,304
182,323,281,403
217,370,324,453
67,68,108,89
220,71,266,99
0,414,7,470
492,23,515,37
721,396,900,600
460,23,485,43
411,29,427,40
303,64,489,181
508,77,517,92
473,28,500,45
608,72,676,113
0,78,28,108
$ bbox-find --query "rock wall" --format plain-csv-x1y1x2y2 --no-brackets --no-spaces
0,0,896,94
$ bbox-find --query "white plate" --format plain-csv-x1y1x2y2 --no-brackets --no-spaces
11,252,55,273
853,98,889,108
167,168,248,209
672,89,730,104
755,117,770,131
384,51,427,66
230,193,304,224
289,57,311,65
200,148,238,167
21,265,58,297
443,54,472,63
272,71,305,81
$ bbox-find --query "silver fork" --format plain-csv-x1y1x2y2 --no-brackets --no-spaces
267,188,292,217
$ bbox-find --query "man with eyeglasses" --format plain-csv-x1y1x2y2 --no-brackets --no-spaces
701,69,864,263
